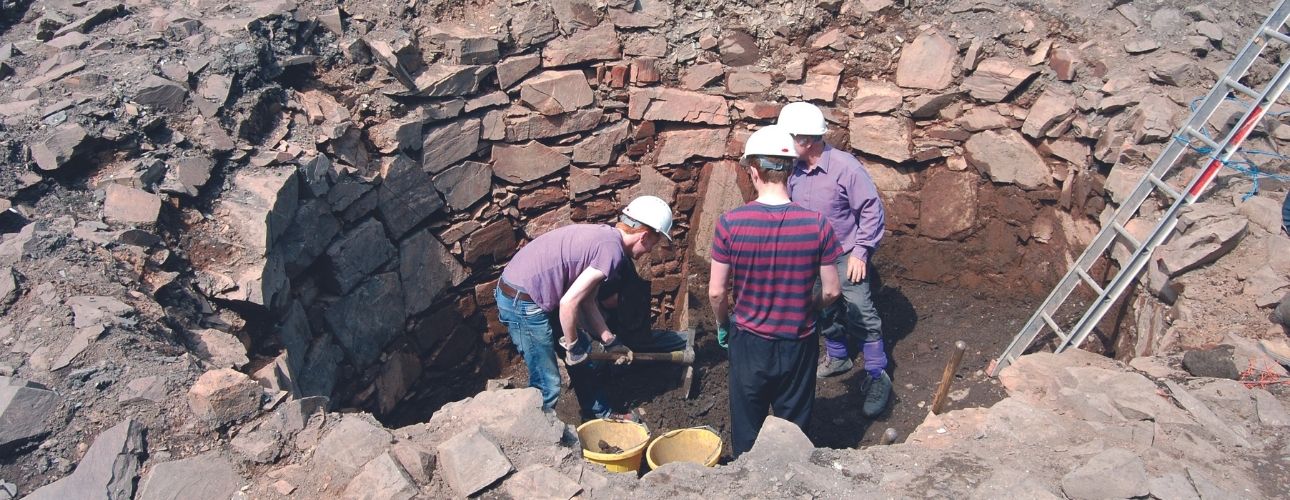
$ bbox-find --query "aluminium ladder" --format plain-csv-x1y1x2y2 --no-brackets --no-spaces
990,0,1290,376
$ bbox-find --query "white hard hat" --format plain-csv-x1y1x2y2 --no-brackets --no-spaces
776,101,828,136
742,124,799,160
621,195,674,241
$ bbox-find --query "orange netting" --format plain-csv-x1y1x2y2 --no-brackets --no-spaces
1238,359,1290,389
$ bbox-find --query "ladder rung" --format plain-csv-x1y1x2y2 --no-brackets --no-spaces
1184,127,1222,150
1110,222,1142,251
1075,268,1105,296
1040,313,1069,342
1146,174,1182,200
1224,77,1261,99
1264,26,1290,44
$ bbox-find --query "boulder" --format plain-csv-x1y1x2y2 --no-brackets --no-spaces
1060,448,1149,499
437,427,514,497
187,368,261,426
1158,217,1247,277
542,24,620,67
341,452,417,500
186,329,249,369
25,418,145,500
895,31,956,90
493,142,570,183
159,156,214,196
389,443,436,484
519,70,594,115
1131,95,1178,144
325,219,396,294
29,124,91,173
691,160,749,263
850,115,912,163
964,129,1052,189
719,30,759,66
207,167,298,306
104,184,161,224
918,169,977,240
739,416,814,467
230,427,283,464
496,53,542,89
608,0,671,28
504,108,604,141
400,229,468,317
428,24,501,65
133,75,187,112
962,58,1038,102
502,465,581,499
509,3,558,49
851,79,903,114
274,200,341,276
0,382,60,454
628,87,731,125
957,107,1015,131
681,62,723,90
378,155,444,238
1021,90,1076,139
136,453,243,500
572,121,631,166
410,65,492,97
433,161,492,211
799,61,843,102
462,219,517,264
421,118,481,174
656,128,729,165
324,272,405,367
316,416,394,478
725,70,773,94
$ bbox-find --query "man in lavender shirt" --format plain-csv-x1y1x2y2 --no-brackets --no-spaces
778,102,891,417
495,196,674,420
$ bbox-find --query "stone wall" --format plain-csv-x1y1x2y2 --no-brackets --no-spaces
168,0,1247,418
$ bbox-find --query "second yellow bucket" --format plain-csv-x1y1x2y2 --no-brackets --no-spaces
645,427,722,469
576,419,651,473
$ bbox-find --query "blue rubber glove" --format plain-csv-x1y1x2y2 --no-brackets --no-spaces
716,323,730,350
862,339,888,379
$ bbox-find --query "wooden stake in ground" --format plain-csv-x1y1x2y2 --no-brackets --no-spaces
931,341,967,415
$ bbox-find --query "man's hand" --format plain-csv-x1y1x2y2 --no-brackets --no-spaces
602,333,633,365
847,254,867,283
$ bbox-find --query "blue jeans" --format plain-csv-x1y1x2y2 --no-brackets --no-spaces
494,285,609,418
820,253,883,360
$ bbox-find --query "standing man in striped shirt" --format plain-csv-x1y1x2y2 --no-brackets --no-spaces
709,125,843,456
778,102,891,417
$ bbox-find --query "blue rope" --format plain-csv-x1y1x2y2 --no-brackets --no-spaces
1171,93,1290,200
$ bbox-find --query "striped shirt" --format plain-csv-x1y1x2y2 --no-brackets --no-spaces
712,202,843,340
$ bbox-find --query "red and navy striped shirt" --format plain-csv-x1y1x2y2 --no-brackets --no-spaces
712,202,843,340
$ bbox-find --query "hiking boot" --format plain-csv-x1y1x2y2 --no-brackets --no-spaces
861,370,892,417
603,409,641,423
817,356,854,378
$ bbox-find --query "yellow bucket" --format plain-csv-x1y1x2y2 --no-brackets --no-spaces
576,419,651,473
645,427,722,469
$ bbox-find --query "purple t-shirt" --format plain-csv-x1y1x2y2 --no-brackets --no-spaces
500,224,625,312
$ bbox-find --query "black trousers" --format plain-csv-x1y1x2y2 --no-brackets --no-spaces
728,329,819,457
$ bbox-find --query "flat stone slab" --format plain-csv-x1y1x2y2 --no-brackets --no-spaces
136,452,243,500
437,426,513,496
26,418,146,500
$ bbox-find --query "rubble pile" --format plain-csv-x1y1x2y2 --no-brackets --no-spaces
0,0,1287,496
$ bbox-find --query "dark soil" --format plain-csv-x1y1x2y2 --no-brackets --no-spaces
551,273,1037,461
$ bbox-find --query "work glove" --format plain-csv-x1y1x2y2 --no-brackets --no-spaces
862,339,888,379
716,323,730,350
559,333,590,366
602,334,634,365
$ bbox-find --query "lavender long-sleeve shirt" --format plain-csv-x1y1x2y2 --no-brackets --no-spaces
787,145,886,262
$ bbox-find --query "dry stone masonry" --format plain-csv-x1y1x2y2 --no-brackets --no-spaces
0,0,1287,497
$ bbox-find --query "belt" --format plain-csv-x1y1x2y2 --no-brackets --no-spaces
497,280,534,302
